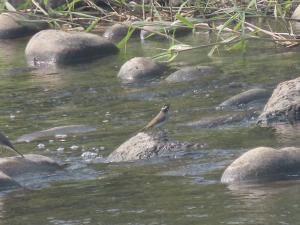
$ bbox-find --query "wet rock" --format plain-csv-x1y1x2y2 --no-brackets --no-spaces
219,88,270,108
117,57,166,83
25,29,118,66
103,23,139,42
0,171,20,190
0,12,48,39
16,125,97,143
166,65,217,83
140,23,192,40
183,112,258,129
221,147,300,184
107,131,193,162
0,154,62,177
257,77,300,125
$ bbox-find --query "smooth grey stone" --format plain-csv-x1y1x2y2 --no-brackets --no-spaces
166,66,217,83
107,131,192,162
117,57,165,83
140,24,192,40
25,29,118,66
0,12,48,39
219,88,271,108
0,154,62,177
257,77,300,125
16,125,97,143
103,23,139,42
221,147,300,184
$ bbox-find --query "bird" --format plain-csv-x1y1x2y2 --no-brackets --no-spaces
0,132,24,158
140,104,170,132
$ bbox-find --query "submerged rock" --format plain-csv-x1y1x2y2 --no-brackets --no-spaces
183,111,258,129
0,171,20,190
221,147,300,184
165,65,217,83
0,154,62,177
16,125,97,143
0,12,48,39
140,24,192,40
117,57,166,83
25,29,118,66
219,88,270,108
257,77,300,125
107,131,193,162
103,23,139,42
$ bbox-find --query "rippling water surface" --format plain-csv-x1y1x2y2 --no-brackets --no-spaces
1,30,300,225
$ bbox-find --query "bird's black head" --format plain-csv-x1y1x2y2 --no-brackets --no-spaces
161,104,170,113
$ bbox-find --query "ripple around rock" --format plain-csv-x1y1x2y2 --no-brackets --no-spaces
0,12,48,39
107,131,194,162
16,125,97,143
221,147,300,184
219,88,271,108
25,29,119,66
117,57,166,83
257,77,300,125
165,65,218,83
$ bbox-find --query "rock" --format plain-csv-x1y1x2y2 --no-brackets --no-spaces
183,111,258,129
107,131,193,162
165,65,217,83
0,171,20,190
117,57,166,83
0,12,48,39
0,154,62,177
140,23,192,40
25,29,119,66
221,147,300,184
103,23,139,42
16,125,97,143
292,5,300,20
219,88,270,108
257,77,300,125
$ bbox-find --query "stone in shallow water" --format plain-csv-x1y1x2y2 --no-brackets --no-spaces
221,147,300,184
165,65,217,83
0,12,48,39
103,23,140,42
107,131,194,162
257,77,300,125
25,29,119,66
219,88,270,108
16,125,97,143
117,57,166,83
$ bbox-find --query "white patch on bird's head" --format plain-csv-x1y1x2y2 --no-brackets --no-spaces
161,104,170,113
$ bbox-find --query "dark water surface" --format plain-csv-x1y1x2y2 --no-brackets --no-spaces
1,31,300,225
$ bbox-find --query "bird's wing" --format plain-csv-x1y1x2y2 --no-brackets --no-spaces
144,112,165,129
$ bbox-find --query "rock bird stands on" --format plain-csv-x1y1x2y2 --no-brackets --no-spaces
141,104,170,131
0,132,24,157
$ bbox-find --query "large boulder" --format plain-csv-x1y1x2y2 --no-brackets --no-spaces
0,12,48,39
257,77,300,125
117,57,166,83
103,23,140,42
25,29,119,66
219,88,270,108
107,131,193,162
16,125,97,143
221,147,300,184
165,65,217,83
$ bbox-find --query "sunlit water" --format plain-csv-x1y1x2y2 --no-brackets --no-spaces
1,28,300,225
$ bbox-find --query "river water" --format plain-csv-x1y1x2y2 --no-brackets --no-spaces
1,30,300,225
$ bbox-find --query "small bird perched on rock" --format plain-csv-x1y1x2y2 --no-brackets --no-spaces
0,132,24,157
140,104,170,131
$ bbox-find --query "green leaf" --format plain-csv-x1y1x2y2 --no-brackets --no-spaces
5,1,16,11
85,18,100,33
175,14,194,29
